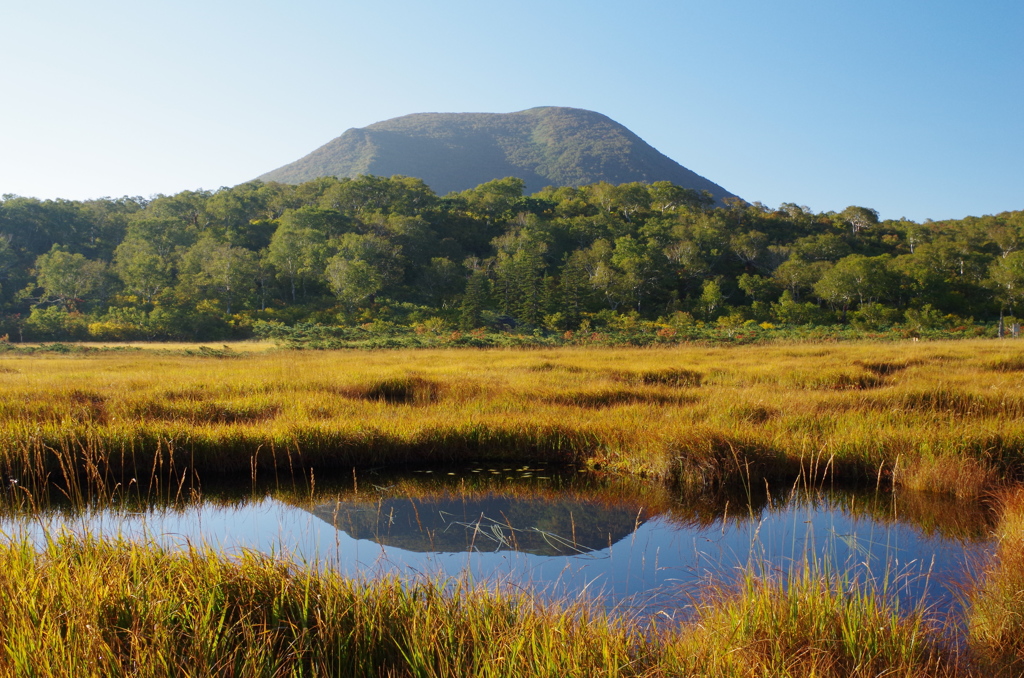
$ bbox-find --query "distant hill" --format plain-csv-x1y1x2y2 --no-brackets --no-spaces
258,106,738,202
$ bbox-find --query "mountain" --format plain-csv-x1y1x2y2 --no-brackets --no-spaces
311,494,645,556
258,106,737,202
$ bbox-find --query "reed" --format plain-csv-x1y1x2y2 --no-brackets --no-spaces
0,535,964,677
967,487,1024,675
664,564,956,677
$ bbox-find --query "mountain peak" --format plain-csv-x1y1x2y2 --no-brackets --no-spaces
259,107,737,201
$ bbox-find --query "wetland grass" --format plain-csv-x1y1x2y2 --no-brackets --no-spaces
0,535,964,678
967,487,1024,675
1,339,1023,676
664,565,955,677
2,339,1022,496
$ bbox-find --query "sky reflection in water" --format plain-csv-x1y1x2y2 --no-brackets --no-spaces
1,473,995,619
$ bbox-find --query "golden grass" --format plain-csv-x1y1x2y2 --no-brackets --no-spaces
665,565,956,677
968,487,1024,675
11,340,278,352
0,339,1020,676
0,536,963,677
0,339,1022,499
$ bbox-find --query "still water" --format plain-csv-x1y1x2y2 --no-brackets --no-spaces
1,466,996,618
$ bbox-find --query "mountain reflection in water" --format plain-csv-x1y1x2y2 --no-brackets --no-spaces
0,468,999,620
311,496,645,556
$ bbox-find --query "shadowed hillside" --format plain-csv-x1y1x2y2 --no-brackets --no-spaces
258,106,737,202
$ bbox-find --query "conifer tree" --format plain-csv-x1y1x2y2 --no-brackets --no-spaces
459,271,489,330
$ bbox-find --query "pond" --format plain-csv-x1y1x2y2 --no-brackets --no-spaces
1,465,996,620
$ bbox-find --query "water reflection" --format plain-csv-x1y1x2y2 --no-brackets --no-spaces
0,468,997,619
315,495,644,556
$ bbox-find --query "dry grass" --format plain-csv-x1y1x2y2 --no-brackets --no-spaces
665,565,957,677
0,536,965,677
968,487,1024,675
12,340,278,352
0,339,1022,498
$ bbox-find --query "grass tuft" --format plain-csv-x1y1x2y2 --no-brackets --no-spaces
667,564,953,677
546,387,696,408
855,359,913,376
968,487,1024,675
358,375,440,404
790,369,887,390
987,355,1024,372
0,536,966,678
613,367,703,387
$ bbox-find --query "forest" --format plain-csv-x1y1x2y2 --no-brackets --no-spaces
0,175,1022,343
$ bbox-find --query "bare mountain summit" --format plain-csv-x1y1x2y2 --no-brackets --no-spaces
258,106,737,201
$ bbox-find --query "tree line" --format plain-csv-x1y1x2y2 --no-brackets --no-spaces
0,175,1022,341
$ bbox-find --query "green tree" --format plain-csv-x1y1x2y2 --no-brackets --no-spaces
850,302,900,331
114,237,174,304
730,230,769,269
582,239,624,310
458,177,527,225
989,250,1024,314
325,256,383,311
0,235,19,299
737,273,778,302
253,252,276,312
331,232,403,293
699,279,725,319
606,182,651,222
492,228,548,325
266,209,331,301
903,223,930,254
792,234,851,262
179,237,257,314
320,175,436,217
664,211,729,291
76,196,144,261
813,254,894,320
23,306,88,340
417,257,462,308
987,220,1022,259
459,270,489,330
609,235,665,312
772,258,830,300
839,206,879,235
556,250,593,329
903,304,952,331
146,190,212,235
205,181,280,247
123,215,196,259
770,291,827,325
32,245,107,311
648,182,714,213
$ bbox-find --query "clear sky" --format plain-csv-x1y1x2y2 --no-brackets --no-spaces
2,0,1021,222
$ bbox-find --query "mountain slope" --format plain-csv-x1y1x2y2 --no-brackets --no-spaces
258,107,737,201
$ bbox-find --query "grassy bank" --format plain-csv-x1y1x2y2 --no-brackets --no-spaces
0,536,963,678
0,339,1022,498
968,487,1024,675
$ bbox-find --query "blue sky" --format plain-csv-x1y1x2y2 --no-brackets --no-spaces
2,0,1021,222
